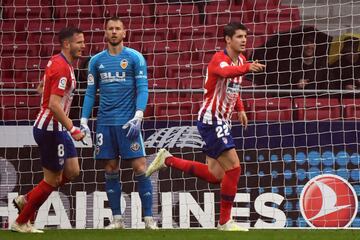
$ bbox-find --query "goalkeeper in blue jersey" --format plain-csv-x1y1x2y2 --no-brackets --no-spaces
80,17,156,229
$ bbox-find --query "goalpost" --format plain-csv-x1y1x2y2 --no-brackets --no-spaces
1,0,360,229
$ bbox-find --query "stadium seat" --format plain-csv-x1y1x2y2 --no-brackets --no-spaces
342,99,360,120
2,0,51,6
294,98,341,121
104,4,153,23
246,35,266,50
243,0,280,10
55,6,102,19
3,6,51,19
55,0,101,5
155,4,200,27
1,32,28,44
174,25,217,41
245,22,269,36
0,94,40,121
1,19,27,32
154,96,200,121
26,70,43,89
246,97,293,121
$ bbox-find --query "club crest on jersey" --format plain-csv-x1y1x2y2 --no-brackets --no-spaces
58,77,67,90
222,137,228,144
47,60,52,67
120,59,128,69
130,142,140,152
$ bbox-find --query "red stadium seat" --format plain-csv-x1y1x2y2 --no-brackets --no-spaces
294,98,341,121
246,35,266,50
2,0,50,6
155,4,200,26
1,19,27,32
154,96,200,121
54,0,100,5
243,0,280,10
104,4,152,23
246,97,293,121
245,22,269,36
174,25,218,41
342,99,360,120
54,6,102,19
3,6,51,19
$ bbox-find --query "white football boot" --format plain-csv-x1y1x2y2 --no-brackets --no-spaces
217,220,249,231
144,216,158,230
145,149,172,177
105,216,125,229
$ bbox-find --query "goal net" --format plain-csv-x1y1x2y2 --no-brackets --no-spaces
1,0,360,229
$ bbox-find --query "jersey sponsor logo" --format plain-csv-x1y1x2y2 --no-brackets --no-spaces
100,72,126,82
120,59,128,69
58,77,67,90
99,64,105,69
220,61,229,68
87,74,95,85
300,174,358,228
47,60,52,67
130,142,140,152
227,81,240,94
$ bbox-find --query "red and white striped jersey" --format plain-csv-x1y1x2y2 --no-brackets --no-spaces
34,53,76,131
198,50,251,125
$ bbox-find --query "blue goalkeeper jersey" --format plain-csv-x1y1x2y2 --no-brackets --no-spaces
81,47,148,125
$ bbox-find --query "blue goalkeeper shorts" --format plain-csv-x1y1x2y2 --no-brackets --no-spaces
197,120,235,159
95,125,146,160
33,127,77,171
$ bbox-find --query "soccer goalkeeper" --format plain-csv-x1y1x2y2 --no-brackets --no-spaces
146,22,265,231
80,17,156,229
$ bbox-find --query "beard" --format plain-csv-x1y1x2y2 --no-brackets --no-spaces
109,38,122,47
70,48,81,59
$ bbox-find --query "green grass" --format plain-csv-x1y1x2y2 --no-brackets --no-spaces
1,229,360,240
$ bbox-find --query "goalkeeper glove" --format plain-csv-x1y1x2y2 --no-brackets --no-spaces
122,110,143,140
80,117,91,137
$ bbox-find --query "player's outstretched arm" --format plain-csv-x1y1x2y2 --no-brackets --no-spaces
49,94,85,141
213,61,252,78
248,60,266,73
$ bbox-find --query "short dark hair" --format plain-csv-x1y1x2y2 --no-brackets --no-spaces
58,27,83,46
223,22,248,40
106,16,124,28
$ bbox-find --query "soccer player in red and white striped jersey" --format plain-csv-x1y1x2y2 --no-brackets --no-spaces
146,22,265,231
11,27,86,233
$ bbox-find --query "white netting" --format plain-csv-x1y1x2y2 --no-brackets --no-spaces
1,0,360,229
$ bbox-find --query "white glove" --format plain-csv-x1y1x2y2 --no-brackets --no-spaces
122,110,143,140
80,117,91,137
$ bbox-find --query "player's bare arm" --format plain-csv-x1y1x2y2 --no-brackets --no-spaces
238,111,248,129
37,81,44,94
49,94,85,141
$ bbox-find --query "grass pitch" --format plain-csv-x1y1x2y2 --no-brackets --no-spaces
1,229,360,240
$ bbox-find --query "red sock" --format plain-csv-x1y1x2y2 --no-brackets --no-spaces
16,180,55,224
165,156,221,184
219,167,241,225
